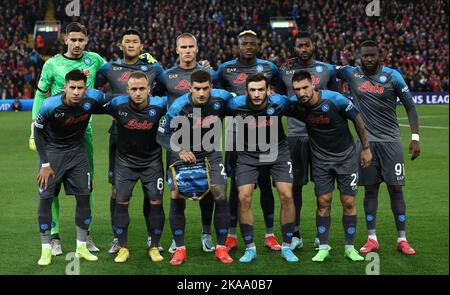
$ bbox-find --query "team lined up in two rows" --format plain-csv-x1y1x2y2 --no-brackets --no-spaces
31,22,420,266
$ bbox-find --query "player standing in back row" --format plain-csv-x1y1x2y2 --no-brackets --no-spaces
95,29,164,255
280,31,341,250
335,40,420,255
218,30,286,252
30,22,104,256
154,33,219,254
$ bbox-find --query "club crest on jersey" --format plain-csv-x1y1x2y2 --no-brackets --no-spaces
379,75,387,83
148,109,157,117
256,65,264,72
140,65,149,72
84,57,92,65
267,107,275,115
213,102,221,110
82,102,92,111
316,65,323,73
321,104,330,112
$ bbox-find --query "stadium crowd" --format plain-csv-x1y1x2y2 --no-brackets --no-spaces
1,0,448,99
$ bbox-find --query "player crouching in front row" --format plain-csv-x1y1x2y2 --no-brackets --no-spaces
34,70,109,265
98,72,167,263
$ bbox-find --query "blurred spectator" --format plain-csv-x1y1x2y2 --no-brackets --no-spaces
12,98,22,112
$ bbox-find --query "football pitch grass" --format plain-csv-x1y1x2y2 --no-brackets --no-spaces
0,105,448,275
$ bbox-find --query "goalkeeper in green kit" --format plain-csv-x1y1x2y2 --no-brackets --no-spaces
30,22,105,255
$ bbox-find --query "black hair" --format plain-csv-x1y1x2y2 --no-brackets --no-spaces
65,69,87,84
65,22,87,36
246,73,269,88
292,70,312,84
190,69,212,83
121,29,142,41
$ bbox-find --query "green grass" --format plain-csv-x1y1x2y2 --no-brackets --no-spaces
0,105,448,275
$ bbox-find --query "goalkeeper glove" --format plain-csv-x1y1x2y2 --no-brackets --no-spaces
139,52,158,64
29,122,36,151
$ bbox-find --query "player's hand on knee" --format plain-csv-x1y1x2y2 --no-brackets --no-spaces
409,140,420,160
179,150,196,164
37,166,55,190
29,122,36,151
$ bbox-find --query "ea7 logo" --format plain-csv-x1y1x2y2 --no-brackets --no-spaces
354,73,364,79
285,70,295,75
118,111,128,117
227,68,237,73
401,86,410,93
168,74,178,79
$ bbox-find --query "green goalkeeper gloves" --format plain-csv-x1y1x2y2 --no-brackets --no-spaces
139,53,158,64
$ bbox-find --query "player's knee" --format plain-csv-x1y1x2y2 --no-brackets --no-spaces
238,192,252,208
317,198,331,211
211,184,226,201
279,190,293,206
75,195,90,208
387,185,403,194
150,200,162,205
342,198,356,213
365,184,380,194
117,201,129,205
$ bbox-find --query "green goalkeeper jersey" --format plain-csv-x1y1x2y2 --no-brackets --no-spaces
32,51,106,119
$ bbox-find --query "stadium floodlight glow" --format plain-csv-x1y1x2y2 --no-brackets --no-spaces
270,17,298,29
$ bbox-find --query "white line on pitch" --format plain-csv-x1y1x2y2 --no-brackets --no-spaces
399,124,449,130
398,115,448,119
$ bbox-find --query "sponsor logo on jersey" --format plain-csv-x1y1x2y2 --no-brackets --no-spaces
118,111,128,117
358,81,385,94
64,113,90,126
113,66,123,71
148,109,157,117
226,67,237,73
213,102,221,110
246,117,274,128
192,116,220,129
285,70,295,75
168,74,178,79
175,79,190,90
55,112,65,118
233,72,247,84
305,114,330,125
312,75,321,86
401,85,410,93
124,119,154,130
316,65,323,73
118,71,132,81
256,65,264,72
354,73,364,79
379,75,387,83
321,104,330,112
140,65,149,72
84,57,92,65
